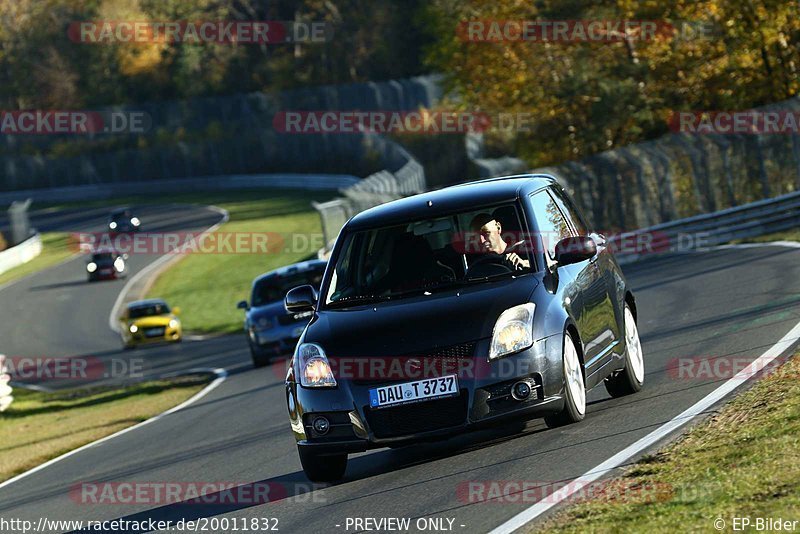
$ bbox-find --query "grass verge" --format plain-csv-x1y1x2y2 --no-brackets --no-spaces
732,228,800,244
145,189,333,334
535,351,800,533
0,232,75,287
0,375,210,482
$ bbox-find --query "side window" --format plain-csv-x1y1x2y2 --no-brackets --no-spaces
550,186,589,235
528,190,572,259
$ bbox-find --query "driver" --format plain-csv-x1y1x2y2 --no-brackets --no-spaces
469,213,530,270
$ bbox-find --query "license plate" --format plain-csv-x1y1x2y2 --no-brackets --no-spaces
369,374,459,409
145,327,165,338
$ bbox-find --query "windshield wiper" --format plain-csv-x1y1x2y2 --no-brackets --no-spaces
326,294,392,308
388,280,466,297
464,270,520,283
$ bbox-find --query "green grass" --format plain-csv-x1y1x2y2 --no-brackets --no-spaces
145,190,334,334
0,375,210,482
0,232,76,287
535,351,800,533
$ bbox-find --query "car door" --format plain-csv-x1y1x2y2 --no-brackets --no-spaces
528,189,615,383
548,187,620,374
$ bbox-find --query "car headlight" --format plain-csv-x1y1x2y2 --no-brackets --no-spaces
254,316,274,331
130,217,140,227
129,324,138,333
86,262,97,273
168,319,179,329
109,222,118,230
297,343,336,388
489,303,536,360
114,257,125,272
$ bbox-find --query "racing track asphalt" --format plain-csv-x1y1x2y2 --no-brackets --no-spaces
1,238,799,533
0,204,243,389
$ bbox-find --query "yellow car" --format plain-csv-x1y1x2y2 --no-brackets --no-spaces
120,299,182,349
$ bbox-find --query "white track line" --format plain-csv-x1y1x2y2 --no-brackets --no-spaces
0,367,227,491
1,204,233,489
490,241,800,533
108,205,229,333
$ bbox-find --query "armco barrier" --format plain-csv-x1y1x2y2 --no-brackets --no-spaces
0,233,42,277
612,189,800,263
0,174,359,205
318,171,800,263
313,135,428,249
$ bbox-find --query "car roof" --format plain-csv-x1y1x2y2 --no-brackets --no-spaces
252,259,327,285
127,298,167,308
346,174,557,230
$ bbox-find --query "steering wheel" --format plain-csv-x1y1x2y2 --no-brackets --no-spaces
466,253,513,278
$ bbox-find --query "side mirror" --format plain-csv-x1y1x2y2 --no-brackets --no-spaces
285,285,318,313
555,236,597,266
237,300,249,311
172,306,182,316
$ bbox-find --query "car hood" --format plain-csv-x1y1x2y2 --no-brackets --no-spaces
248,301,286,321
306,276,539,357
130,315,175,328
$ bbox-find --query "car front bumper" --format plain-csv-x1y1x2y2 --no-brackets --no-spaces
286,333,566,453
127,326,182,345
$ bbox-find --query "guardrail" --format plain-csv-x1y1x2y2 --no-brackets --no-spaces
313,137,428,251
0,233,42,277
0,174,359,205
612,189,800,263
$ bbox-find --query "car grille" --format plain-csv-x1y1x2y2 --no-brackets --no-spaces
144,327,166,338
351,341,477,386
365,392,468,439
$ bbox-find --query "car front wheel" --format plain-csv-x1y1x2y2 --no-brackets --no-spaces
545,331,586,428
604,305,644,397
298,448,347,483
250,343,270,368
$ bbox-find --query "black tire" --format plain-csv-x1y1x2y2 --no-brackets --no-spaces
604,305,644,398
545,332,586,428
298,448,347,482
250,344,270,368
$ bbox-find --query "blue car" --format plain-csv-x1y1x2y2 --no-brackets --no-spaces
238,260,326,367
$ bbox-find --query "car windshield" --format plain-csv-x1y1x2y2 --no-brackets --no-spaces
92,253,115,264
111,211,132,222
252,268,325,307
128,303,170,318
324,204,533,306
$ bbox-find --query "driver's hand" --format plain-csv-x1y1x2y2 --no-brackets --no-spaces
505,252,530,270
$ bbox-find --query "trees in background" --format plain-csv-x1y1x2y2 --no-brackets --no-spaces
423,0,800,167
0,0,432,108
1,0,799,172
